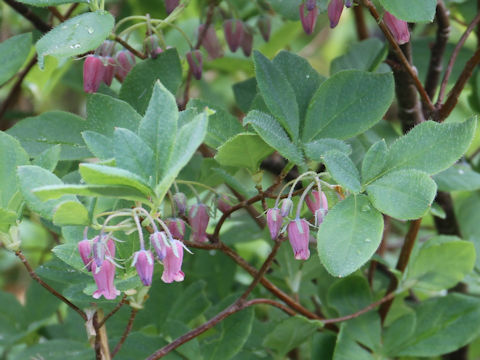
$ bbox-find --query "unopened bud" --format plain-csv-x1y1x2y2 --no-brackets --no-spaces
188,203,209,243
224,19,244,52
78,239,93,271
144,34,162,59
280,198,293,217
328,0,344,28
299,3,318,35
114,50,136,82
83,55,105,93
102,56,115,86
240,28,253,57
199,24,223,59
166,218,186,240
186,50,203,80
132,249,154,286
173,192,187,215
266,208,283,239
383,11,410,45
257,16,271,42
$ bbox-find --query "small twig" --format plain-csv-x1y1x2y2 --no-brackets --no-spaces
228,186,266,229
423,0,450,113
98,294,128,328
4,0,52,32
361,0,435,112
378,218,422,322
353,4,369,40
113,36,147,59
63,3,78,19
15,250,87,321
436,12,480,108
93,312,102,360
48,6,65,21
111,308,138,358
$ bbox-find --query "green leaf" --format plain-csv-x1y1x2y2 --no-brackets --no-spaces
168,282,211,324
243,110,304,165
317,195,384,277
0,208,17,231
361,139,388,183
433,164,480,192
0,132,29,208
52,201,89,226
253,51,300,140
12,340,90,360
233,77,257,113
214,133,274,171
331,38,387,74
383,312,416,356
393,294,480,357
304,70,394,141
138,81,178,182
263,316,323,355
36,11,114,69
120,49,182,114
333,323,375,360
272,50,324,124
366,169,437,220
303,138,352,161
379,0,436,22
33,184,150,202
0,33,32,86
381,118,476,176
32,144,61,172
406,236,475,291
79,164,155,200
86,93,142,135
18,165,78,220
268,0,301,20
154,112,208,201
7,111,90,160
114,128,155,183
187,99,244,148
82,131,113,160
16,0,87,6
322,151,362,193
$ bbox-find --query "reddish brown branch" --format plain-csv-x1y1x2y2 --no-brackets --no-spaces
15,250,87,321
4,0,52,33
353,4,369,40
98,294,128,328
48,6,65,21
111,308,138,358
113,36,147,60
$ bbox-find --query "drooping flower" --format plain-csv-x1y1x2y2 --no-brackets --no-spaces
102,56,116,86
144,34,162,59
188,203,209,243
161,240,185,283
257,16,271,42
173,192,187,215
224,19,244,52
92,236,116,268
92,259,120,300
240,28,253,57
383,11,410,45
266,208,283,240
150,231,168,260
114,50,136,82
299,3,318,35
78,239,93,271
186,50,203,80
280,198,293,217
287,218,311,260
83,55,105,93
306,0,316,11
132,249,154,286
166,218,186,240
306,190,328,225
328,0,344,28
199,24,223,59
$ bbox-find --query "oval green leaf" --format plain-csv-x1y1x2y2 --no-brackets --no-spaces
0,33,32,86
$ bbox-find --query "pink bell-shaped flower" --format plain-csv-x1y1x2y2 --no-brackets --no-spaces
150,231,168,260
280,198,293,217
224,19,244,52
188,203,209,243
165,0,179,14
186,50,203,80
267,208,283,240
306,190,328,225
241,29,253,57
166,218,186,240
199,24,223,59
299,3,318,35
114,50,136,82
383,11,410,45
102,56,115,86
92,259,120,300
328,0,344,28
83,55,105,93
161,240,185,283
287,218,311,260
132,249,154,286
78,239,93,271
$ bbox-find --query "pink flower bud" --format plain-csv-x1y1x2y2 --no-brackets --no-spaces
383,11,410,45
99,40,115,56
144,34,162,59
114,50,136,82
287,219,310,260
224,19,244,52
188,203,209,243
102,56,115,86
92,259,120,300
306,190,328,225
280,198,293,217
161,240,185,283
257,16,271,42
199,24,223,60
299,3,318,35
132,249,154,286
92,236,116,267
173,192,187,215
217,195,232,213
150,231,168,260
83,55,105,93
78,239,92,271
166,218,186,240
306,0,316,11
328,0,344,28
240,29,253,57
186,50,203,80
165,0,179,14
267,208,283,239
